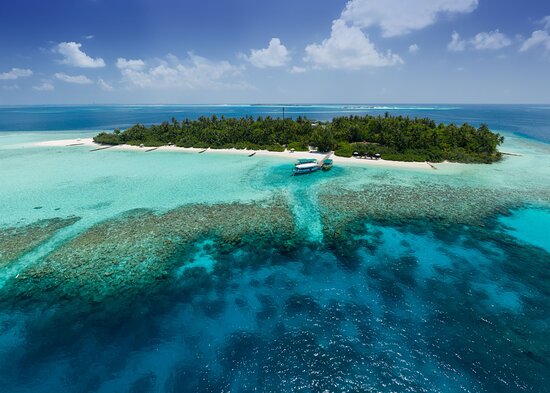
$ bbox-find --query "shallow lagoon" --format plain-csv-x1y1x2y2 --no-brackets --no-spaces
0,106,549,392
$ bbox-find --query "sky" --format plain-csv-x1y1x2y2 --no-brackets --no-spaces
0,0,549,104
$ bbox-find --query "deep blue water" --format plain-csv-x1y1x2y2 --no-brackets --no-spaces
1,104,550,142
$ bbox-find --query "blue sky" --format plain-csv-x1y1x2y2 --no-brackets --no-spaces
1,0,549,104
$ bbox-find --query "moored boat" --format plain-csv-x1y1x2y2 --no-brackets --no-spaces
322,158,333,171
293,161,320,175
293,152,334,175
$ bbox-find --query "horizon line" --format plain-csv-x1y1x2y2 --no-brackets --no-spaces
1,103,550,107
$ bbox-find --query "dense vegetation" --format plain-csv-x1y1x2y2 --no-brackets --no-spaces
94,114,504,163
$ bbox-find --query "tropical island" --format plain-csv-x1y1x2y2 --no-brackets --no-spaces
94,114,504,163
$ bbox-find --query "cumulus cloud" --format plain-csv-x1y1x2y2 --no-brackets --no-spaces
117,52,248,90
33,82,55,91
520,30,550,53
55,72,93,84
408,44,420,54
55,42,105,68
448,32,467,52
116,58,145,71
244,38,291,68
304,19,403,70
448,30,511,51
303,0,473,70
0,68,33,80
519,16,550,55
470,30,511,50
341,0,478,37
98,78,114,91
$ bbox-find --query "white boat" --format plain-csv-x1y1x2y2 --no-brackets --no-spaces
293,152,334,175
294,162,320,175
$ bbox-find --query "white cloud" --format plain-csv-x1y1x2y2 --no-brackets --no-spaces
520,30,550,53
55,42,105,68
33,82,55,91
98,78,113,91
518,14,550,55
341,0,478,37
84,35,94,40
116,58,145,71
304,19,403,70
471,30,511,50
245,38,290,68
448,30,511,51
0,68,33,80
55,72,93,84
448,31,466,51
408,44,420,54
290,66,307,73
304,0,477,70
117,52,248,90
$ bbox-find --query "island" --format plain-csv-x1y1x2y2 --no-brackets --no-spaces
93,114,504,163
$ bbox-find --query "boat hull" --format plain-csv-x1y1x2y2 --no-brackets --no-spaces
293,166,320,175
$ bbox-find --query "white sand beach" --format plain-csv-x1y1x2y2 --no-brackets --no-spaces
32,138,437,170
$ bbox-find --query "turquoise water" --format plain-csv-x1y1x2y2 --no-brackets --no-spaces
0,105,549,392
499,208,550,253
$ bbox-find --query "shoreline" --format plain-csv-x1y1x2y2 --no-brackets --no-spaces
31,138,442,170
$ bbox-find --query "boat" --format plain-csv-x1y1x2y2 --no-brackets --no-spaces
321,158,333,171
293,152,334,175
294,161,320,175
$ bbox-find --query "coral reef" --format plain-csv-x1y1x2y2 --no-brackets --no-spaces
1,197,298,305
0,217,80,268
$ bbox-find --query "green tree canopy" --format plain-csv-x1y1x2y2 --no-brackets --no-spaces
94,114,504,163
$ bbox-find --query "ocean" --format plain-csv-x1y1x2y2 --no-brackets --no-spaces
0,105,549,392
1,104,550,143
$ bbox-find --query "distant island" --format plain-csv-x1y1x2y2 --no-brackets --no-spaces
94,114,504,163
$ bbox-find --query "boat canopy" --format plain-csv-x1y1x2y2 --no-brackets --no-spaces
296,158,317,164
